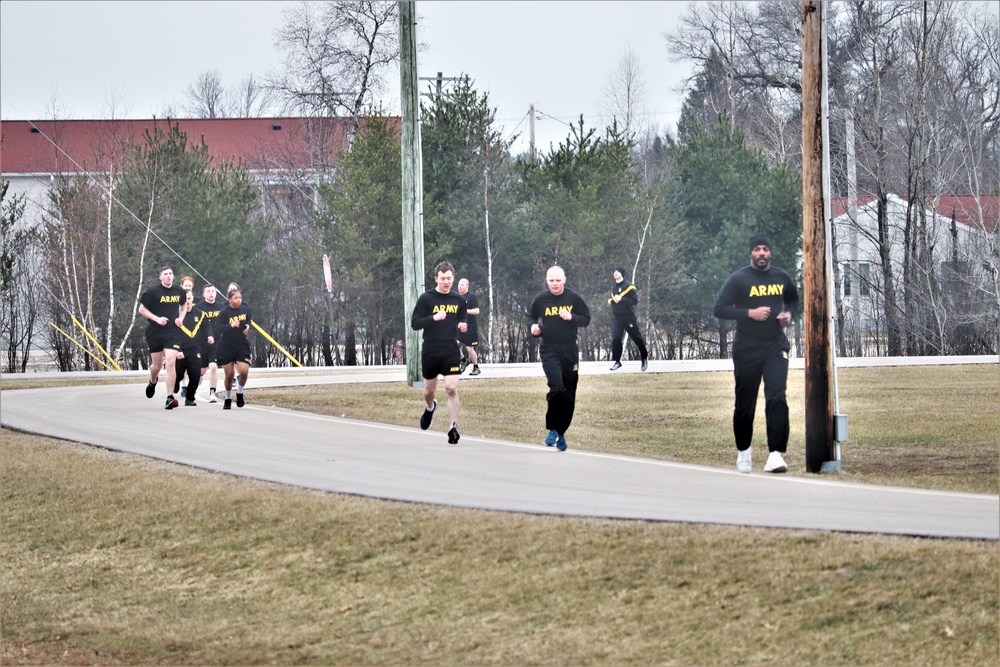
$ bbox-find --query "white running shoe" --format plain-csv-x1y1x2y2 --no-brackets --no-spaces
736,447,752,473
208,390,218,403
764,451,788,473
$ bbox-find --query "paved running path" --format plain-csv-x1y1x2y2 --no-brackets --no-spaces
3,358,997,540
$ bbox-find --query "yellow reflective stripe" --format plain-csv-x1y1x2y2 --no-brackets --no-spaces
613,285,636,297
179,312,205,339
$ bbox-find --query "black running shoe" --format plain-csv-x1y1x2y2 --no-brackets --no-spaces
641,358,649,372
236,393,245,408
420,399,437,430
448,425,460,444
180,385,187,398
165,396,178,410
184,399,197,407
145,381,156,398
223,398,232,410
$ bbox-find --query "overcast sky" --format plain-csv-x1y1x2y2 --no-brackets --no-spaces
0,0,693,156
4,2,995,158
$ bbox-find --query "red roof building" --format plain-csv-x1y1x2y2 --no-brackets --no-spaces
831,194,998,234
1,117,358,176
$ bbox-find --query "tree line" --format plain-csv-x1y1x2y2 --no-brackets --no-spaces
2,0,996,373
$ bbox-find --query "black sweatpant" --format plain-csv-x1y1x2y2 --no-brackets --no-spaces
540,343,580,436
731,335,790,453
611,314,648,363
174,348,202,397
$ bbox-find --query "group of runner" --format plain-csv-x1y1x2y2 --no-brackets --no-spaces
415,233,798,474
138,266,252,411
412,261,593,452
142,232,798,474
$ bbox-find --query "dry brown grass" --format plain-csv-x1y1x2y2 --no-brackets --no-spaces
2,363,997,665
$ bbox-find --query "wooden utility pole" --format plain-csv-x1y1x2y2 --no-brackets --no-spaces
801,0,837,472
399,0,424,387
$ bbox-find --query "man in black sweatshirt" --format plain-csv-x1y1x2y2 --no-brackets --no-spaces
528,265,591,452
714,234,799,474
608,265,649,371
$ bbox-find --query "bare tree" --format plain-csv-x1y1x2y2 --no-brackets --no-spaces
185,69,227,118
666,0,806,171
94,91,134,365
598,47,649,141
181,71,275,119
227,74,276,118
666,0,802,122
1,180,39,373
269,0,400,129
157,104,180,119
943,6,1000,352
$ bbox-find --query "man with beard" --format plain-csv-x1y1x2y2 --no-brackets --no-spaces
714,234,799,474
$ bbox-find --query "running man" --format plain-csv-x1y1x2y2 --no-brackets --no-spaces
457,278,481,375
137,265,186,409
528,265,591,451
174,290,208,406
714,234,799,474
411,261,468,444
608,265,649,371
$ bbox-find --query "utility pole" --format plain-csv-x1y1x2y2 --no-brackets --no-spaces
419,72,462,101
529,102,536,164
801,0,839,472
399,0,424,387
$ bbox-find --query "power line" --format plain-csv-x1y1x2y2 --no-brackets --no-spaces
3,95,218,289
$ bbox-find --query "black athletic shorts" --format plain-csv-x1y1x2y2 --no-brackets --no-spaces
200,341,218,368
146,325,180,354
421,340,461,380
458,330,478,347
217,343,251,366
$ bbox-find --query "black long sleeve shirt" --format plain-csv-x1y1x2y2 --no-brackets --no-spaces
529,288,591,346
610,279,639,318
411,288,467,342
713,265,799,342
177,308,209,352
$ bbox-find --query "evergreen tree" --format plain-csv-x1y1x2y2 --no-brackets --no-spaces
39,122,267,369
114,123,266,290
420,75,521,357
670,120,801,355
315,115,404,365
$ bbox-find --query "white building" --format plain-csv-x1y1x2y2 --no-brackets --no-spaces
830,192,998,352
